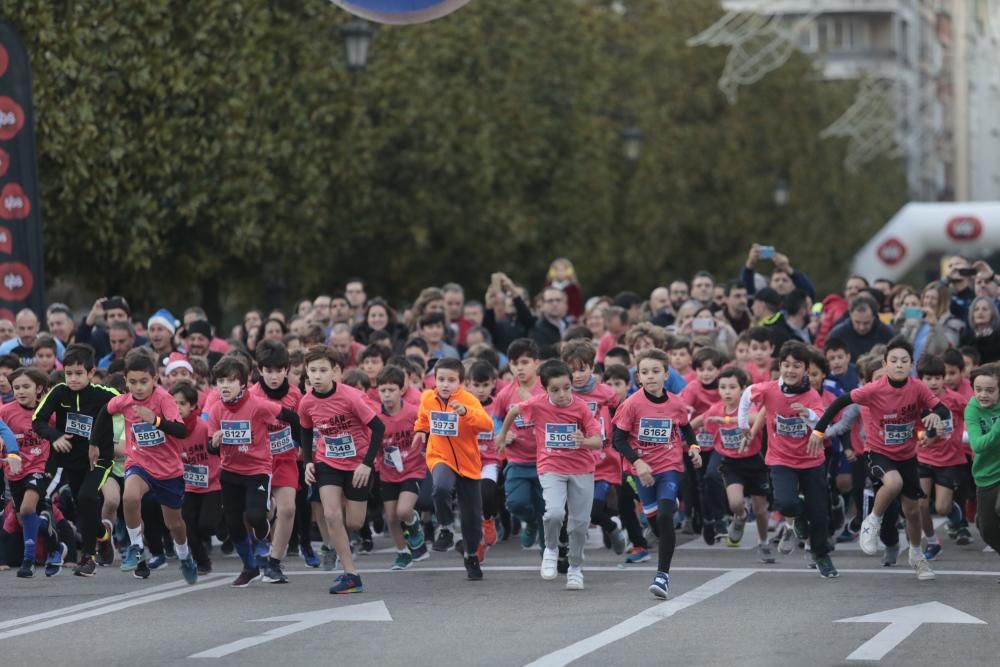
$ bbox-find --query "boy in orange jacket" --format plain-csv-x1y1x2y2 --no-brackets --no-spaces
413,358,493,580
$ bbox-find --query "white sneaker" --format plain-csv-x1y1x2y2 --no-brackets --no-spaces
910,554,935,581
541,548,558,580
859,515,881,556
565,567,584,590
777,523,796,555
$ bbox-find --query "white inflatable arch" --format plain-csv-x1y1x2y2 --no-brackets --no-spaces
330,0,472,24
851,202,1000,282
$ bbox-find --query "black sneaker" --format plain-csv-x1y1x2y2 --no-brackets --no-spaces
816,555,839,579
197,560,213,575
464,555,483,581
702,521,716,546
96,537,115,567
134,558,151,580
231,567,261,588
262,561,289,584
956,527,973,546
73,555,97,577
432,528,454,552
220,538,234,555
359,538,374,555
17,561,34,578
557,545,569,575
163,541,177,560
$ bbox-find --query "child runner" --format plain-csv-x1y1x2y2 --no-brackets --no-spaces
965,363,1000,558
742,341,837,578
250,340,303,584
171,381,218,575
97,349,197,584
414,357,493,580
464,360,504,555
374,365,426,570
812,337,948,581
298,346,385,594
683,346,726,544
612,348,702,599
744,328,775,384
498,359,602,590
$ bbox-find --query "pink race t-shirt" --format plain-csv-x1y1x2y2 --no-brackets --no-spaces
575,383,621,483
611,390,690,475
108,386,184,481
376,402,423,483
297,382,378,472
917,388,968,468
852,376,939,461
752,381,825,469
249,383,302,463
206,392,281,477
701,400,761,459
493,380,545,465
477,399,502,468
177,415,219,493
0,401,49,480
518,393,600,476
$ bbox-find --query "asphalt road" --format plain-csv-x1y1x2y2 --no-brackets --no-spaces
2,524,999,667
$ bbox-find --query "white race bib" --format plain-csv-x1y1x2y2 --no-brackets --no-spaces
429,411,459,437
544,423,577,450
720,427,745,451
220,420,252,446
883,422,914,446
268,426,295,455
775,415,807,439
183,464,209,489
65,412,93,439
324,434,356,459
637,418,671,445
132,422,166,448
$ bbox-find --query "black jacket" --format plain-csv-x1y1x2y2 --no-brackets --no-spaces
33,383,119,470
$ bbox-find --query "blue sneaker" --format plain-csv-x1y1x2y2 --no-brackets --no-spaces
329,572,364,594
520,521,538,549
649,571,670,599
404,519,425,551
179,556,198,585
121,544,142,572
147,554,167,570
924,542,943,561
44,543,68,577
625,547,650,564
300,543,321,568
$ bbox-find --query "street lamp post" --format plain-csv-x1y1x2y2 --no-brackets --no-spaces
341,17,374,70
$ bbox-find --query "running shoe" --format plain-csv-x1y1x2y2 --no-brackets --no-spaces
649,571,670,599
882,543,899,567
163,540,177,560
179,556,199,585
300,543,320,568
391,552,413,571
17,560,34,578
330,572,364,594
777,524,797,555
910,554,935,580
815,555,839,579
197,559,213,576
566,567,584,591
232,567,261,588
610,528,627,555
359,537,374,555
262,561,288,584
956,527,973,546
45,543,68,577
859,515,881,556
404,519,426,551
432,528,454,552
836,524,858,543
701,520,716,546
625,546,650,563
793,515,809,542
757,543,776,564
923,542,943,561
147,554,167,570
410,543,430,562
73,555,97,577
220,538,234,555
96,519,115,566
540,548,558,580
727,515,746,546
482,518,498,547
464,555,483,581
520,521,538,549
321,544,336,571
134,558,151,580
121,544,142,572
557,545,569,575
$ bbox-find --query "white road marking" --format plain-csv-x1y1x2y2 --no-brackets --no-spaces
189,601,392,658
0,575,230,641
836,601,986,661
522,570,755,667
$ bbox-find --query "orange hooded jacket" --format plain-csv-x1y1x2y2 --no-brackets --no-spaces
415,386,493,479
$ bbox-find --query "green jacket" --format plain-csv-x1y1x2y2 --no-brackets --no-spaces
964,397,1000,488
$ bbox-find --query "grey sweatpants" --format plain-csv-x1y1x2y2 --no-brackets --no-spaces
540,472,594,568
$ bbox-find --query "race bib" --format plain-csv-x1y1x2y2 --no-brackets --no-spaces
544,423,577,450
637,418,671,445
587,401,598,416
941,416,954,437
513,414,533,429
324,434,356,459
183,464,209,489
268,426,295,455
696,430,715,448
430,411,459,437
65,412,93,439
132,422,166,448
775,415,807,439
220,420,252,446
883,422,914,446
720,427,745,451
382,446,404,472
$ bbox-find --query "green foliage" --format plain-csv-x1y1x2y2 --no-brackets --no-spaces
2,0,905,318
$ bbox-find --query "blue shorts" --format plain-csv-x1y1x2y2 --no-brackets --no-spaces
593,480,611,503
125,466,184,510
636,470,681,517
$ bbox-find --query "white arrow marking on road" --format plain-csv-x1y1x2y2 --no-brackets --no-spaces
835,602,986,661
188,601,393,659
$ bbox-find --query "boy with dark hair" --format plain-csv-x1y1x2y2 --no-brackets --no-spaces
32,343,119,576
0,353,22,404
666,337,694,382
745,328,774,384
604,347,631,370
683,346,726,544
465,360,503,553
418,312,459,360
824,337,859,393
943,348,973,400
171,381,218,575
602,364,631,404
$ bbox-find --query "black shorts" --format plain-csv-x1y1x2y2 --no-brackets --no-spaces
381,479,421,502
866,452,924,500
315,461,373,503
719,455,771,498
10,473,48,510
918,463,963,491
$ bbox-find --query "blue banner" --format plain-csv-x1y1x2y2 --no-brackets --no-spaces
331,0,472,24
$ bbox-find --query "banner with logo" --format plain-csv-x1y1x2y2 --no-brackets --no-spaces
331,0,472,24
0,22,45,322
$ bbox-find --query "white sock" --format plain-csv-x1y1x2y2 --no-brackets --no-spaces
927,534,940,545
127,526,144,551
869,512,882,524
174,541,190,560
909,544,922,560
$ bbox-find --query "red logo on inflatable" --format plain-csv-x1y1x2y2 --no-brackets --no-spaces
877,237,906,266
0,147,8,179
0,45,8,78
0,262,33,301
0,183,30,220
0,226,12,255
0,96,23,141
946,216,983,242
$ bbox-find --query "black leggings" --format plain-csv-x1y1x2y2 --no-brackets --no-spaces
431,464,482,553
619,475,648,549
482,479,500,519
55,464,108,558
182,491,222,566
656,499,677,573
221,472,270,544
